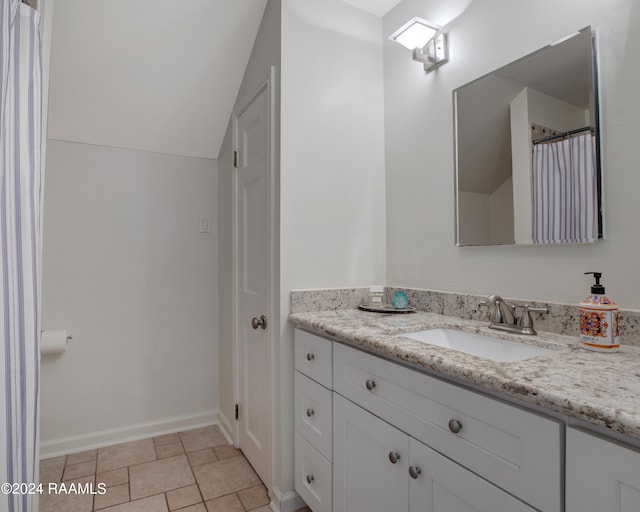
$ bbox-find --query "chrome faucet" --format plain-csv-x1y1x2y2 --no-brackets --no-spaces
479,295,549,335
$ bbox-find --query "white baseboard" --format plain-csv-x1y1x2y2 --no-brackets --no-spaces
270,485,305,512
40,409,220,459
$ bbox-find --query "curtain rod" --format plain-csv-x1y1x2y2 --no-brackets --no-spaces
532,126,593,145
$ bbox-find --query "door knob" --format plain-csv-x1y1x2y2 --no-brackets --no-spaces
251,315,267,330
409,466,422,479
388,451,401,464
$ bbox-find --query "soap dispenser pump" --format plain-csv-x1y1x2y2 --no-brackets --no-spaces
579,272,620,352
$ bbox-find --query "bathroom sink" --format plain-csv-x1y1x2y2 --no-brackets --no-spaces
401,328,553,362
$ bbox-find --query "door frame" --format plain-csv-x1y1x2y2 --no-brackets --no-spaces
231,66,277,493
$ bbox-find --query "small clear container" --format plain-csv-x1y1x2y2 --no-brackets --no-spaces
369,286,384,306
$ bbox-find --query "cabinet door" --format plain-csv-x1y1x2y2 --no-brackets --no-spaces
567,427,640,512
409,438,536,512
333,393,409,512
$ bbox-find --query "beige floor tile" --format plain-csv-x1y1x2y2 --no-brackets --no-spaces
40,475,95,512
179,426,227,452
212,445,240,460
204,493,245,512
93,483,130,510
154,433,181,446
40,455,66,484
193,456,260,501
166,484,202,511
175,504,206,512
99,494,168,512
97,439,157,473
63,460,97,481
187,448,217,467
295,508,312,512
249,507,272,512
156,442,185,459
97,468,129,488
67,449,98,466
238,484,269,510
129,454,195,500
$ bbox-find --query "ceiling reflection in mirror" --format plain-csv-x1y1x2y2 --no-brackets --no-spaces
454,27,603,246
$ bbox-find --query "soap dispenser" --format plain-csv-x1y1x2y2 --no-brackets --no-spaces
579,272,620,352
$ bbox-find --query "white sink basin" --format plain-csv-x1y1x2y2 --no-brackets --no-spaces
401,328,553,362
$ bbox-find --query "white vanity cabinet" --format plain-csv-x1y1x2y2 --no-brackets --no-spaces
566,427,640,511
332,341,560,512
294,330,333,512
294,328,563,512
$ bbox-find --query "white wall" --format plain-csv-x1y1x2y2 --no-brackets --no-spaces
510,88,532,244
458,191,490,245
384,0,640,308
490,177,515,245
280,0,387,498
41,141,219,455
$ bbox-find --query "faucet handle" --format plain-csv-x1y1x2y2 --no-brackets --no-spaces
479,298,501,319
518,304,549,333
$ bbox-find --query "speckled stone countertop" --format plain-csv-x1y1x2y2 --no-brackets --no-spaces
289,308,640,442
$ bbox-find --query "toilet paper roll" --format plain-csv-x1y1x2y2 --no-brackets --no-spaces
41,330,70,355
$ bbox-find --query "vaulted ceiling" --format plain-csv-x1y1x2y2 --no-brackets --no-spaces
47,0,403,160
47,0,268,159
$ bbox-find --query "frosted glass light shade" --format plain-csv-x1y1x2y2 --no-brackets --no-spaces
389,17,441,50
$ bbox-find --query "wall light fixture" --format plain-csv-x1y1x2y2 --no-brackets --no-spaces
389,17,448,72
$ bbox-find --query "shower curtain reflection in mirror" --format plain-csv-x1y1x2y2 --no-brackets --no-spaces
532,133,598,244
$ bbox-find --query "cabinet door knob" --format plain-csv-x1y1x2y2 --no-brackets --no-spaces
306,352,315,361
409,466,422,479
306,474,314,484
448,419,462,434
365,379,376,391
388,451,400,464
306,408,315,418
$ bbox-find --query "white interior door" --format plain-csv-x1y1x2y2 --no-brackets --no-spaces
234,80,271,487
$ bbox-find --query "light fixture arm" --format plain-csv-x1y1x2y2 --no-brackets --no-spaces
412,33,448,72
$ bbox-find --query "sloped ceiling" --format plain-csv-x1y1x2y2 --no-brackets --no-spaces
47,0,268,160
340,0,404,17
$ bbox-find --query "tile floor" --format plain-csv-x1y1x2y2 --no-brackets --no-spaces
40,425,311,512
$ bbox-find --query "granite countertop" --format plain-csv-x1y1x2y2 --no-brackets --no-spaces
289,308,640,442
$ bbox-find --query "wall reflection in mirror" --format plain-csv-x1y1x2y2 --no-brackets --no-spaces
454,27,603,246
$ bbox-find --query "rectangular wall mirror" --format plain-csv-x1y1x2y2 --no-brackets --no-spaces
453,27,603,246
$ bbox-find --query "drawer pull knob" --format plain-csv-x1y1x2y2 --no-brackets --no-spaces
306,474,314,484
409,466,422,479
365,379,376,391
306,408,315,417
448,419,462,434
306,352,315,362
388,451,400,464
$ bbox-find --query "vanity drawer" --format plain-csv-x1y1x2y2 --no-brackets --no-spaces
295,329,332,388
295,371,332,460
333,342,562,512
295,432,332,512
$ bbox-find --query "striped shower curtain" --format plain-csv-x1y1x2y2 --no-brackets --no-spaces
532,133,598,244
1,1,42,511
